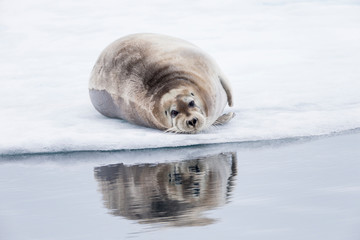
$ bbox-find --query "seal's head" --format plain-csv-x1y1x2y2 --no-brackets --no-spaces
158,88,206,133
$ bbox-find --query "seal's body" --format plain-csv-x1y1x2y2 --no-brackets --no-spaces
89,33,234,133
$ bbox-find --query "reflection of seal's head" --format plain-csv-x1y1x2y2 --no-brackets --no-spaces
94,152,237,227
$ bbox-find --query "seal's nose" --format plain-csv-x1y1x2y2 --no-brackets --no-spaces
187,117,198,127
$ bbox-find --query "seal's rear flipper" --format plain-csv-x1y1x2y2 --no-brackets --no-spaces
213,112,235,126
219,75,233,107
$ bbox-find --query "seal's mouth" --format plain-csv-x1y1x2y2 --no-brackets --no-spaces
165,114,206,134
165,127,201,134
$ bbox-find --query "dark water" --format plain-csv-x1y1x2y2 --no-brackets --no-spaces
1,133,360,240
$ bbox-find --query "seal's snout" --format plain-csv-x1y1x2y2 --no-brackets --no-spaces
172,113,205,133
187,117,198,127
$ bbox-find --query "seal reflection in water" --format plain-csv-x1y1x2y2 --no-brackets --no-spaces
94,152,237,227
89,33,234,133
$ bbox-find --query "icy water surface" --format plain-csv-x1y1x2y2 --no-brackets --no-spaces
1,132,360,240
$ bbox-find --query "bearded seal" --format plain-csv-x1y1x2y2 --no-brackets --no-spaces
89,33,234,133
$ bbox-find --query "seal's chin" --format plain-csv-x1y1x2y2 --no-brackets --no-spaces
167,113,206,134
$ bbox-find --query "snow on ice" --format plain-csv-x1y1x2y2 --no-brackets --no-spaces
1,0,360,154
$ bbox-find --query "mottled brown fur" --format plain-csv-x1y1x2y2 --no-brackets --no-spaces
89,33,233,132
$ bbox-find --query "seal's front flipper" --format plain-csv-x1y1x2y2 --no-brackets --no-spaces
213,112,235,126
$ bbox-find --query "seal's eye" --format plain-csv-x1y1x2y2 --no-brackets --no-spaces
191,93,194,96
171,110,179,118
189,100,195,107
